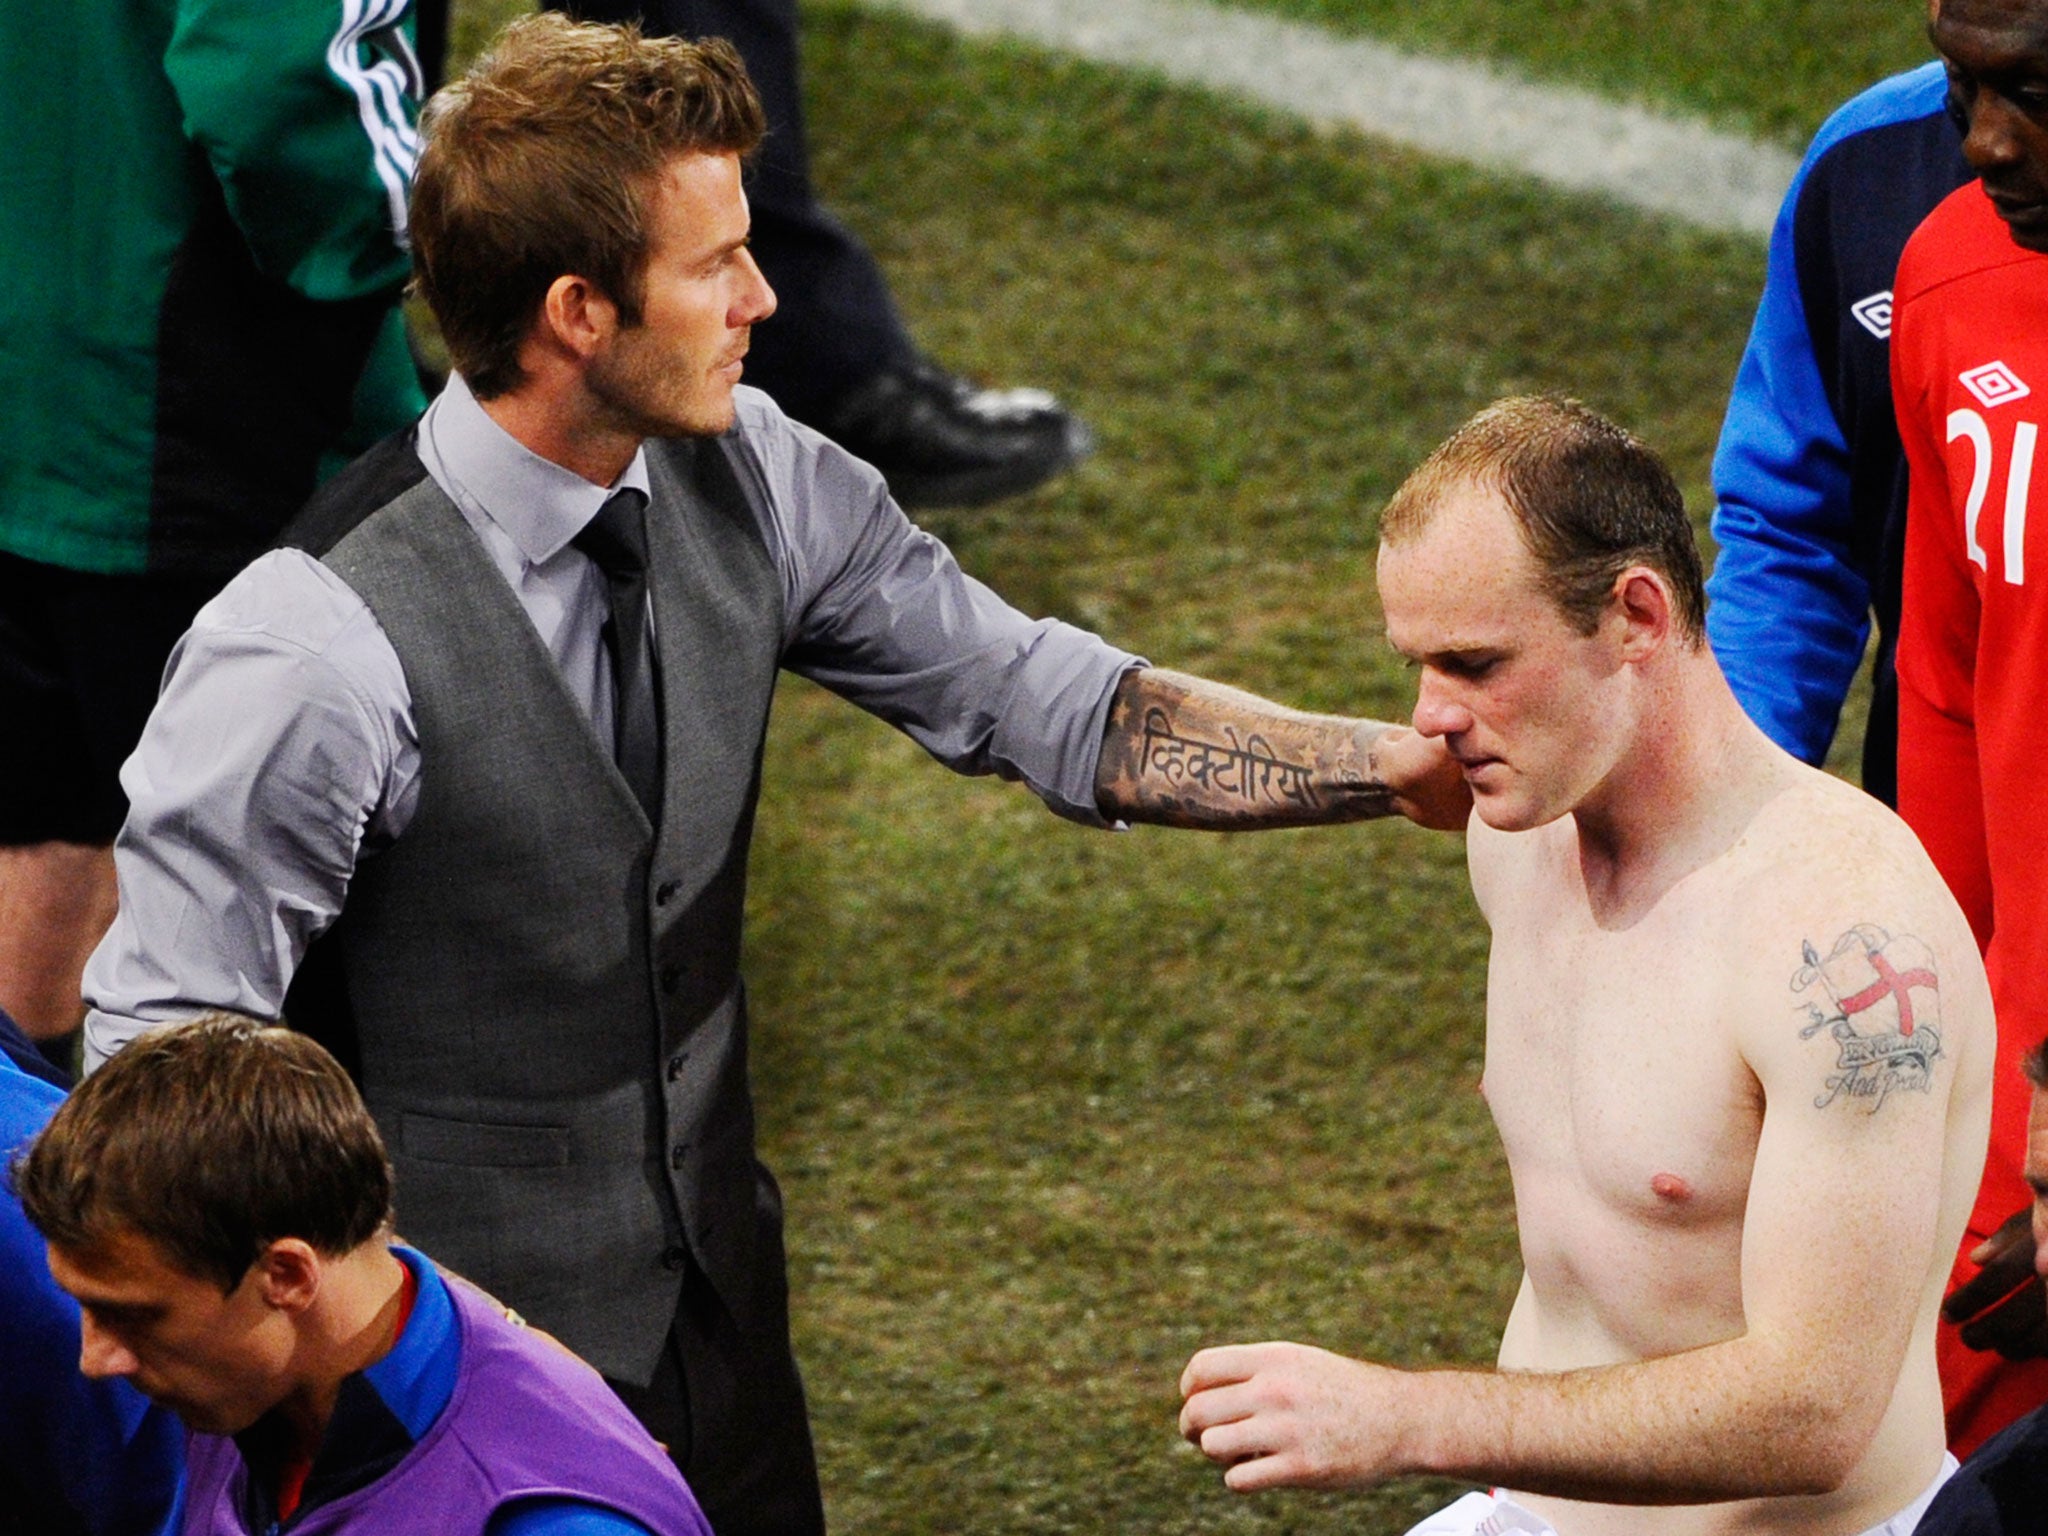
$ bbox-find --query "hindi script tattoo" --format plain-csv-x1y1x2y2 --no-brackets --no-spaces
1792,923,1944,1114
1139,708,1320,811
1094,669,1396,829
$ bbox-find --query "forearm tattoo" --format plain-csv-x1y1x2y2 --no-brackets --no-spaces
1792,923,1944,1114
1094,668,1396,829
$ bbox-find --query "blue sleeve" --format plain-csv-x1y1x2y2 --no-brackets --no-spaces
487,1497,656,1536
1705,63,1948,763
0,1065,184,1536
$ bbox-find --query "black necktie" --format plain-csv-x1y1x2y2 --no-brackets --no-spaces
573,489,662,822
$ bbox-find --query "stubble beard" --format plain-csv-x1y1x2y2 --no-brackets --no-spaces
587,339,737,442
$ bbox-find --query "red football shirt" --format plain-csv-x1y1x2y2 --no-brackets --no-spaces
1893,176,2048,1452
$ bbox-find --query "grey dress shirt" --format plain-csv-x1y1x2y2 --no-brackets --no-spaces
83,376,1138,1065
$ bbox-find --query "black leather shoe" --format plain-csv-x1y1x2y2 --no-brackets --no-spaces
815,356,1094,509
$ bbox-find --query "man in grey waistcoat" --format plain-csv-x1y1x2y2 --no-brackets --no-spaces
78,15,1466,1535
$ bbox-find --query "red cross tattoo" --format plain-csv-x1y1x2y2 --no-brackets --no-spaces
1836,949,1937,1036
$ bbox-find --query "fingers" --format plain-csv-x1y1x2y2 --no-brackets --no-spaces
1186,1412,1266,1467
1220,1458,1302,1490
1179,1374,1259,1446
1179,1341,1284,1398
1957,1277,2048,1358
1948,1210,2040,1320
1180,1380,1306,1489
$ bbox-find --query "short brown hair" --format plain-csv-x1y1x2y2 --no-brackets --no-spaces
411,12,766,397
1380,395,1706,642
2026,1039,2048,1090
13,1015,393,1293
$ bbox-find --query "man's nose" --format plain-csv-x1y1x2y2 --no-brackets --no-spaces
1960,89,2027,174
734,248,776,328
1411,672,1470,740
77,1315,138,1380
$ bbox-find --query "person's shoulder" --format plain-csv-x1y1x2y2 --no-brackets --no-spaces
1718,763,1993,1050
722,384,894,529
1731,764,1961,920
1804,61,1951,161
1898,181,2037,307
187,547,385,664
0,1045,62,1148
279,426,429,559
728,386,884,485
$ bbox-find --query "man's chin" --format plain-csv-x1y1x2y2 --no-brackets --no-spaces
1469,784,1565,835
1992,203,2048,254
157,1398,230,1434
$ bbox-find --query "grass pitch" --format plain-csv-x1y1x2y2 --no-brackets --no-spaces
445,3,1915,1528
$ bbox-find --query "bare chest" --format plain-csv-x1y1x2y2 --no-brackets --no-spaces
1482,891,1762,1321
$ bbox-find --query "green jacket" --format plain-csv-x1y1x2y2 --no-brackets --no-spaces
0,0,423,577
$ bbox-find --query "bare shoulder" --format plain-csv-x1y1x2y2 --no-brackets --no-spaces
1725,767,1965,937
1717,765,1992,1101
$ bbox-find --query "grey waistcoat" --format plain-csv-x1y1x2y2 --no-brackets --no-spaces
286,431,784,1384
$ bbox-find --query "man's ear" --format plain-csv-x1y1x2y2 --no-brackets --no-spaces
536,274,620,363
1608,567,1672,661
251,1239,323,1316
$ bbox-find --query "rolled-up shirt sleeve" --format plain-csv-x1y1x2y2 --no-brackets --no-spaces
83,548,418,1067
734,391,1142,826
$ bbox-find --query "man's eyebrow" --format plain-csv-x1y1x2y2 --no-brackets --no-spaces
701,232,751,261
1395,642,1503,666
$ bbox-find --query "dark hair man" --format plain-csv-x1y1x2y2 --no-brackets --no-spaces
19,1015,711,1536
541,0,1093,510
1181,397,1993,1536
1894,0,2048,1460
1913,1044,2048,1533
0,1006,180,1536
78,16,1463,1535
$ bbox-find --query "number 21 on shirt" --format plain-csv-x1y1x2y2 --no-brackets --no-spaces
1948,406,2039,585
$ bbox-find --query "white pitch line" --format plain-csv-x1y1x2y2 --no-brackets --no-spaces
857,0,1798,239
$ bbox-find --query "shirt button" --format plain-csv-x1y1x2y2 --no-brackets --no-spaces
660,1245,688,1273
666,1052,687,1082
655,879,682,906
669,1142,689,1169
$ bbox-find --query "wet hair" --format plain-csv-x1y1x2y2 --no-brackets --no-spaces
14,1015,393,1293
410,11,766,397
1379,394,1706,642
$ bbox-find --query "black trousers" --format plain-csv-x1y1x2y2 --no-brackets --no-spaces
604,1198,826,1536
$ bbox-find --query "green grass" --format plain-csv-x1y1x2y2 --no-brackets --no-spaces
438,5,1867,1529
1199,0,1934,144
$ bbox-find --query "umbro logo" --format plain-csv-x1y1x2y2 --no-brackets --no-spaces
1961,361,2033,409
1850,291,1892,339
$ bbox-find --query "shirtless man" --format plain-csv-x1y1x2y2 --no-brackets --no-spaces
1178,396,1996,1536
